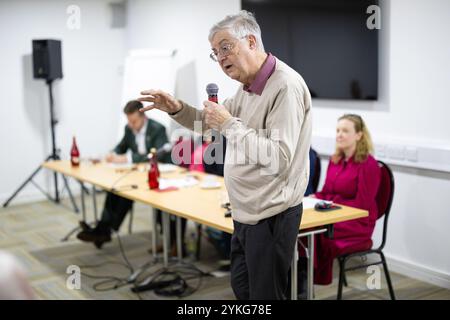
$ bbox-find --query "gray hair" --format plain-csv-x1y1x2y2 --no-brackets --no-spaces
208,10,265,51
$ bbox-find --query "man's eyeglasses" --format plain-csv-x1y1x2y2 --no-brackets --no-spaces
209,36,247,62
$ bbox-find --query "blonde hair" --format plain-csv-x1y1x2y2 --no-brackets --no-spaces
332,114,374,164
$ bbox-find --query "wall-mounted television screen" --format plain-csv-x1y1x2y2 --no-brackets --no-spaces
242,0,379,100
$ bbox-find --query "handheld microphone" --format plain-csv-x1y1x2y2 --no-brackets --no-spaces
206,83,221,142
206,83,219,103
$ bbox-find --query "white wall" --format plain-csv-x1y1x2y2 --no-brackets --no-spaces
313,0,450,288
0,0,241,200
125,0,241,118
0,0,125,204
312,0,450,145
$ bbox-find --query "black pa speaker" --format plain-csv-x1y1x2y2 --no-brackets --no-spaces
32,39,63,81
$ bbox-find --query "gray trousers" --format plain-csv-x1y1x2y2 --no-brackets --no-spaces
230,203,303,300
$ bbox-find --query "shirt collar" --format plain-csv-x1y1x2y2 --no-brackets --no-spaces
243,53,276,96
133,118,148,136
341,155,354,165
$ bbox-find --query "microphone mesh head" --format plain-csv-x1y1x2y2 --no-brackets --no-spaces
206,83,219,96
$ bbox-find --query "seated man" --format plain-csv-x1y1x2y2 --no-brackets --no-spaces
77,100,174,249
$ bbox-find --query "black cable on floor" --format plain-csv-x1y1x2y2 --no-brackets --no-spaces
79,174,212,299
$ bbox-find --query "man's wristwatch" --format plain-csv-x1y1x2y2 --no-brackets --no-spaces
169,102,183,116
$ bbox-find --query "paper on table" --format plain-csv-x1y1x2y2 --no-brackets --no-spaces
107,163,177,173
158,163,178,173
200,174,221,189
158,176,199,190
303,197,332,210
107,163,135,170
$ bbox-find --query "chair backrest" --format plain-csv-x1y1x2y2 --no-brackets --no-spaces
375,160,395,249
310,148,322,194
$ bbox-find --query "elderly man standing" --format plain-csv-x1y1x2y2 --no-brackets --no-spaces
138,10,312,300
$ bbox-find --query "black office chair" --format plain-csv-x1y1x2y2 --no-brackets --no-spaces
336,160,396,300
310,148,321,194
303,148,321,197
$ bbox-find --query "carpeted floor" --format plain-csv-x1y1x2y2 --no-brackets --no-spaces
1,192,449,300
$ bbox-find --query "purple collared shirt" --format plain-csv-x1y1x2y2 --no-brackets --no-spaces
243,53,276,96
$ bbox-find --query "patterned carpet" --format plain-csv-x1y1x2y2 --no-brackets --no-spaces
1,192,234,300
1,192,449,300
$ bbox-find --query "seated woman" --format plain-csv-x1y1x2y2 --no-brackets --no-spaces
304,114,381,286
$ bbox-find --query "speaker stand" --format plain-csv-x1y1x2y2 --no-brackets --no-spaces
2,79,79,213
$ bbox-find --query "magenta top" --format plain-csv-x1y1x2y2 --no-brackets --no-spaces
315,154,381,237
243,53,276,95
306,154,382,285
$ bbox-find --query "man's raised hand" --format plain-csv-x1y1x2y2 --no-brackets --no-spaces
137,89,182,114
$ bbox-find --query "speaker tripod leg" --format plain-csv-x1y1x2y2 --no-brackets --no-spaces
53,171,59,203
61,174,79,213
2,164,44,208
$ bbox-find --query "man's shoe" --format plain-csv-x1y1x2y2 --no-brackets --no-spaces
79,221,93,232
218,260,231,272
297,269,308,300
94,240,107,249
77,229,111,247
297,292,308,300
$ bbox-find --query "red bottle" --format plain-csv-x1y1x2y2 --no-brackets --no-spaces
148,148,160,189
70,136,80,167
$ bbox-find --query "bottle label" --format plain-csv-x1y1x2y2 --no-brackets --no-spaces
72,157,80,164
